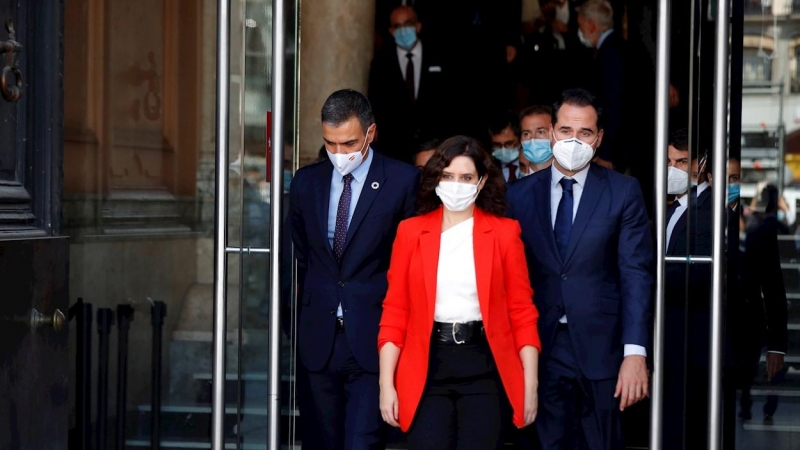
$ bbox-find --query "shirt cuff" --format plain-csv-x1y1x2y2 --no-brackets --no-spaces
624,344,647,358
767,350,786,355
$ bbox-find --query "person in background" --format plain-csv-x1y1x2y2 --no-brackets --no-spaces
576,0,625,172
413,137,440,170
507,88,653,450
378,135,540,449
735,183,788,423
519,104,555,174
368,6,453,163
662,128,713,449
488,110,523,182
288,89,419,450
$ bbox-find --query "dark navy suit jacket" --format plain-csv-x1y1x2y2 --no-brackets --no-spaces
288,151,419,373
507,164,654,380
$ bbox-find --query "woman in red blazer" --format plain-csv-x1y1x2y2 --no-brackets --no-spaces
378,136,541,449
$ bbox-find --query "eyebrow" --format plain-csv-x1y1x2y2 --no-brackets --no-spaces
323,138,358,146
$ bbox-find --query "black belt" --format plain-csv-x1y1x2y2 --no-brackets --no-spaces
335,317,345,331
433,321,485,345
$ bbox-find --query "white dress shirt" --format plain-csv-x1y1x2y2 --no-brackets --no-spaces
550,165,646,357
328,148,374,317
396,41,422,99
434,218,482,323
666,182,709,250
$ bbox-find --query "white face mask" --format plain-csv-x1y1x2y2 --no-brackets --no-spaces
327,125,372,176
551,131,597,172
435,178,482,212
667,166,690,195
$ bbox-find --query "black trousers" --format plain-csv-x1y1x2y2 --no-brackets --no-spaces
406,338,508,450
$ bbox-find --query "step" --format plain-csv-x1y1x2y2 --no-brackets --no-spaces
124,440,409,450
136,403,297,416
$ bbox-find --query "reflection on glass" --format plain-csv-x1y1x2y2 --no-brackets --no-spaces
736,6,797,449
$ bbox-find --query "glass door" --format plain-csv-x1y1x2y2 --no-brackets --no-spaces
211,0,299,448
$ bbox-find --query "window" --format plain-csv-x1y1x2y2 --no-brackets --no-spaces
743,47,774,85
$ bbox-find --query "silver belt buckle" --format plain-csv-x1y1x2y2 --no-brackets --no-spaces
452,322,465,345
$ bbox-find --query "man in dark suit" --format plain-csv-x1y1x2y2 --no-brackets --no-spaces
661,128,714,449
736,183,789,422
368,5,452,163
288,89,419,449
576,0,625,172
507,88,653,449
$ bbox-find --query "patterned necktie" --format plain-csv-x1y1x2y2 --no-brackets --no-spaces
405,52,415,101
554,178,575,259
333,174,354,261
507,163,517,182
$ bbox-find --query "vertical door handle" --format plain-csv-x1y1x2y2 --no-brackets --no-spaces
0,19,23,102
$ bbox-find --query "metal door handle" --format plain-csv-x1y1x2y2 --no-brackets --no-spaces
0,19,23,102
31,308,66,332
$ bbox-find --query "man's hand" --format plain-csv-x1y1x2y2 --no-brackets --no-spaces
614,355,649,411
767,352,785,381
593,156,614,170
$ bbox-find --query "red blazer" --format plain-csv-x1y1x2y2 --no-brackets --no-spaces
378,207,541,431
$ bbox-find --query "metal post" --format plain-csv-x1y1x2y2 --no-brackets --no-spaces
649,1,671,449
116,305,134,450
268,0,287,446
96,308,115,450
709,0,731,447
75,299,92,450
212,0,231,448
151,301,167,450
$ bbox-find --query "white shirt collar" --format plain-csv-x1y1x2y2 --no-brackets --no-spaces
396,40,422,58
550,163,590,188
597,28,614,49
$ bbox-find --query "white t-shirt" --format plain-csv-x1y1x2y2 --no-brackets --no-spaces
434,218,482,323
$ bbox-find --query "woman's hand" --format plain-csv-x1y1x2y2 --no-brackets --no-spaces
522,382,538,426
380,384,400,428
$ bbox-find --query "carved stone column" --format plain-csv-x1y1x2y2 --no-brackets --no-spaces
297,0,376,167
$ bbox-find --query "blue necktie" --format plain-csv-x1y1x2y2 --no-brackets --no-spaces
554,178,575,259
333,174,354,262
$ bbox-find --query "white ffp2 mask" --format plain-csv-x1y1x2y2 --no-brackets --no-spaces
552,132,597,171
667,166,690,195
327,126,373,176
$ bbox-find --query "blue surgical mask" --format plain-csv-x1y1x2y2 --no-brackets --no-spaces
522,139,553,165
493,147,519,164
727,183,740,205
394,27,418,51
778,210,787,222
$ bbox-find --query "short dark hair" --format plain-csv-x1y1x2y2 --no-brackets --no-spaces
519,104,553,122
417,135,507,216
488,110,521,139
416,138,441,155
412,137,441,165
669,128,689,151
552,88,604,130
320,89,375,131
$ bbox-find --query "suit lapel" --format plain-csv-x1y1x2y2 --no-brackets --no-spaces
563,165,607,263
420,208,442,321
341,152,387,258
314,161,336,261
533,174,561,263
473,209,493,326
